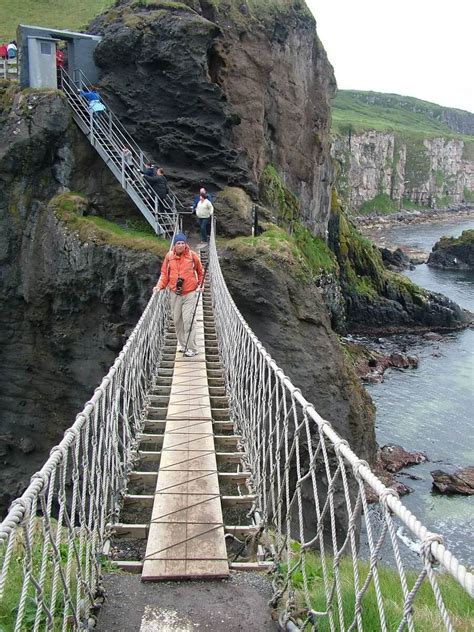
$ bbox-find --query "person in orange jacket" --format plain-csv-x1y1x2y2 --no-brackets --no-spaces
154,233,204,357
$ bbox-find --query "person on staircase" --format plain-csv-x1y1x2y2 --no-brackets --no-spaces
144,167,169,213
154,233,204,357
79,87,106,117
195,191,214,248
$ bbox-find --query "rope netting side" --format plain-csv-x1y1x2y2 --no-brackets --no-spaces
207,233,473,630
0,290,170,631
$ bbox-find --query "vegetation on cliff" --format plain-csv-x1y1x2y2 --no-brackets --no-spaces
223,223,337,280
328,192,469,332
49,193,169,257
332,90,474,214
332,90,474,139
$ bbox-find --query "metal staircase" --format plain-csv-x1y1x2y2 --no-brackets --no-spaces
60,69,186,237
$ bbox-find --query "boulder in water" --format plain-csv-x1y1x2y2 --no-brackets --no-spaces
431,466,474,495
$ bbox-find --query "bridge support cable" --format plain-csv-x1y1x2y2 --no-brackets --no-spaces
60,68,190,237
206,224,473,630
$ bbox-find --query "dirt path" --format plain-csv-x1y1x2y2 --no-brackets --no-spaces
96,572,279,631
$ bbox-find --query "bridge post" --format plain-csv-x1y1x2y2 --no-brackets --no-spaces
89,110,94,144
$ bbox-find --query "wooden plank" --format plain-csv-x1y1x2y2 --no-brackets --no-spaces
221,495,256,507
114,561,143,573
229,562,273,571
218,472,251,483
111,523,148,538
129,471,158,484
142,296,229,580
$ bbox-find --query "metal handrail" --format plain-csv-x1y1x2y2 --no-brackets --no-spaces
70,69,187,214
61,68,190,235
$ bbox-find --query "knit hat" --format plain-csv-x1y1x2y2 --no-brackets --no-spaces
173,232,187,245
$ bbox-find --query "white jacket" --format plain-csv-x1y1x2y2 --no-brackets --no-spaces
196,198,214,219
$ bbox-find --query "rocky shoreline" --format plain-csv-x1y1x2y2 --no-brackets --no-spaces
353,204,474,229
366,444,427,503
355,206,474,265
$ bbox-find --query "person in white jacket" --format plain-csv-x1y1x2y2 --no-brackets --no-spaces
195,193,214,247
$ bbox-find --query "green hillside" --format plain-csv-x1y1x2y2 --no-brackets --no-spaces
0,0,114,42
332,90,474,139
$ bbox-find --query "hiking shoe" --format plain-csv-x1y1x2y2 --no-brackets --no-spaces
184,349,198,357
177,344,184,352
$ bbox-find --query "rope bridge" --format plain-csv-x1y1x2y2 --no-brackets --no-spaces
1,229,472,631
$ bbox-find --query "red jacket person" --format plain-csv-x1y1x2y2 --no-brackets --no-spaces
154,233,204,357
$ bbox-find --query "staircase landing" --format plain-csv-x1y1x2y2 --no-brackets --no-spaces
142,297,228,580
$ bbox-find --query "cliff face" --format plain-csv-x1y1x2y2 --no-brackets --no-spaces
89,0,336,234
333,131,474,212
0,85,159,515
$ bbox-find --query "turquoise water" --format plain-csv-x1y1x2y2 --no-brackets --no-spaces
366,217,474,566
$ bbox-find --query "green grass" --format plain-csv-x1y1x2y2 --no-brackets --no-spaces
332,90,473,140
49,192,169,257
280,550,473,631
0,520,81,632
358,193,400,215
0,0,115,41
227,222,337,278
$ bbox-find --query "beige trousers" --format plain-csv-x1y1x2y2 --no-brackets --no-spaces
170,290,198,352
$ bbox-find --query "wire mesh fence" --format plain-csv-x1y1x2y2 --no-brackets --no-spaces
207,231,473,631
0,290,170,631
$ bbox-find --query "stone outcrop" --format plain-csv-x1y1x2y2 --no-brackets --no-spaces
428,229,474,269
328,198,472,333
379,247,413,272
431,467,474,495
342,339,418,384
88,0,336,235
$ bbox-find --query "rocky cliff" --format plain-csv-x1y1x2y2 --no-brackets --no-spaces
331,91,474,213
89,0,336,235
0,83,161,514
0,2,375,542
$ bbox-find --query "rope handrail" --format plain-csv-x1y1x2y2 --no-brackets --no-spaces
206,225,473,629
0,269,172,630
1,220,472,631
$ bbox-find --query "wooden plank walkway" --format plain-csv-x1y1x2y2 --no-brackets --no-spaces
142,296,229,580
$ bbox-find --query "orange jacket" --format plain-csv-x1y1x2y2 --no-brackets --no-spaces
158,245,204,294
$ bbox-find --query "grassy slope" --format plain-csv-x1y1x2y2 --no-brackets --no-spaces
0,0,114,41
332,90,474,140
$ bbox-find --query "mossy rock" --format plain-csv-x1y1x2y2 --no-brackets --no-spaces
260,163,300,229
428,229,474,269
214,186,253,237
49,193,168,257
